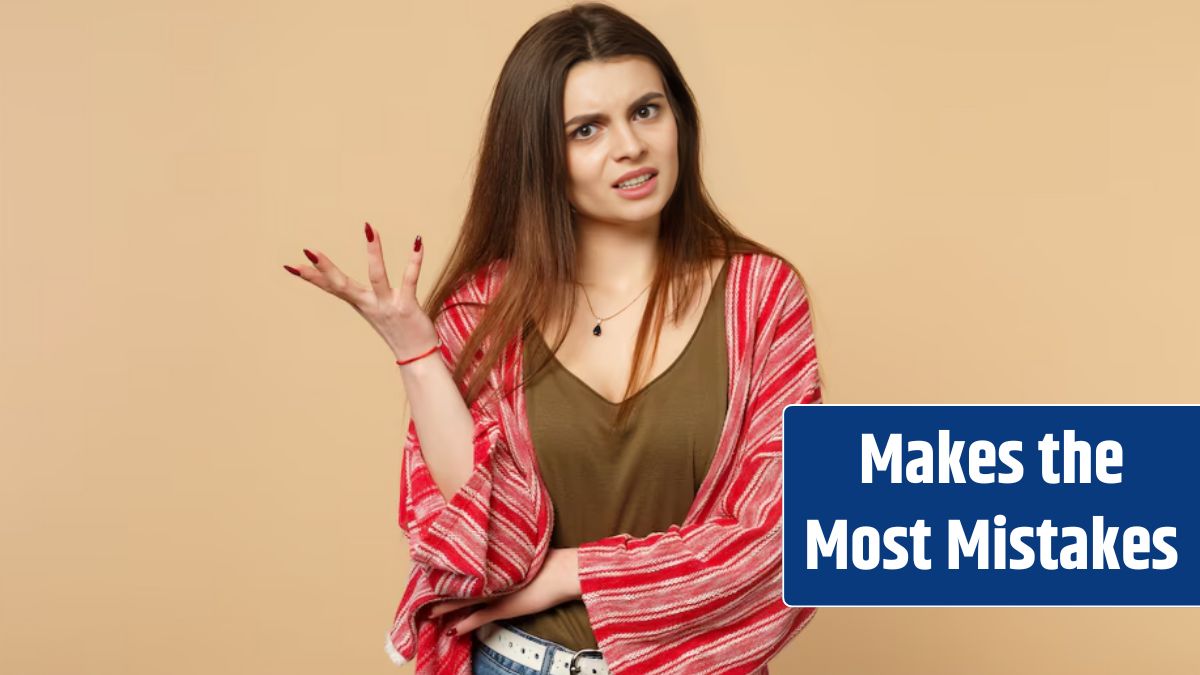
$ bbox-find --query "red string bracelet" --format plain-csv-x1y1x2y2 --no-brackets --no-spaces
395,343,441,366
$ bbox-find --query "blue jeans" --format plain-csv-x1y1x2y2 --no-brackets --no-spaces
471,623,594,675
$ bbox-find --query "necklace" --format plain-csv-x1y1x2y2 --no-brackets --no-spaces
577,280,652,336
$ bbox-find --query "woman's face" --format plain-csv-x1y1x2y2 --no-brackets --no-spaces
561,55,679,228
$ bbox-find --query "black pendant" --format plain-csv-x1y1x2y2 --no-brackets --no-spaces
592,322,602,336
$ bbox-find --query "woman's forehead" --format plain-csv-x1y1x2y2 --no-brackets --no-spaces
563,56,664,114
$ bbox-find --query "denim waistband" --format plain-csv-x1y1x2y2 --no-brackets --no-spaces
473,622,608,675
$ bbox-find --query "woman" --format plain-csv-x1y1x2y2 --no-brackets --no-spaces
283,3,821,673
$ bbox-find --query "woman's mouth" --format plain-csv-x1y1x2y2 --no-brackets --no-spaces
613,171,659,200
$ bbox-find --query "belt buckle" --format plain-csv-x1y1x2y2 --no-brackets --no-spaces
568,648,604,674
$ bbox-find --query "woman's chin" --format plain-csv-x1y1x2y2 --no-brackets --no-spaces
587,211,662,229
592,199,669,225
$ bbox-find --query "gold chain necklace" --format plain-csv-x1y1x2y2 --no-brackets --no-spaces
577,280,652,337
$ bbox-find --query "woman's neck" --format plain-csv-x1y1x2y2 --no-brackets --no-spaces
573,213,659,294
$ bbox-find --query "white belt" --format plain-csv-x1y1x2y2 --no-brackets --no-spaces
474,623,610,675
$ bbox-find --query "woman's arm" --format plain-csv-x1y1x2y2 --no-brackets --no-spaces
285,229,479,503
427,547,582,636
397,346,476,503
395,264,551,592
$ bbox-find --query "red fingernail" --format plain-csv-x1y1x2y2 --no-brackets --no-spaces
445,628,456,636
283,265,301,276
413,235,422,252
364,222,374,243
303,249,319,264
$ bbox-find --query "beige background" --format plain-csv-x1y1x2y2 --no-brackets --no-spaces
2,0,1198,672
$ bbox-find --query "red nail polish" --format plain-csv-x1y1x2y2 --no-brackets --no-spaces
303,249,319,264
413,235,422,252
364,222,374,243
283,265,301,276
445,628,456,636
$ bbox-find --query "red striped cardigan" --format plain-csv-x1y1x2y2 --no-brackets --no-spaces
386,252,822,674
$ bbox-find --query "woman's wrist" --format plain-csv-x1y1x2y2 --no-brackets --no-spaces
557,547,582,600
394,340,440,366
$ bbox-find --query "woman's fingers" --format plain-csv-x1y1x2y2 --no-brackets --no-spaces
447,602,500,637
363,222,393,298
300,248,371,307
283,263,337,295
428,597,484,619
401,235,423,295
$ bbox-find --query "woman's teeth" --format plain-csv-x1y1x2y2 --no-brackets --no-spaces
617,173,654,189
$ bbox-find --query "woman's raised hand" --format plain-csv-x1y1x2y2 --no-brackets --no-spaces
284,223,439,363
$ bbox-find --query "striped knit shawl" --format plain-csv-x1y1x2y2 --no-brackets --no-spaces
386,251,822,674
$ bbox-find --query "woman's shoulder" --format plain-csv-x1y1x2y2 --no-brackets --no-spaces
729,251,807,298
443,258,510,307
727,251,816,357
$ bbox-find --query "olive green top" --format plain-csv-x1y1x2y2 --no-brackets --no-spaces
505,260,730,651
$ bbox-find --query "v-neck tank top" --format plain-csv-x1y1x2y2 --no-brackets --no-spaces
504,260,730,651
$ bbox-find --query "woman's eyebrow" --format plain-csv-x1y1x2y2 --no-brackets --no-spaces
564,91,666,128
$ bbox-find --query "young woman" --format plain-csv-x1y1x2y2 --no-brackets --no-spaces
284,3,821,673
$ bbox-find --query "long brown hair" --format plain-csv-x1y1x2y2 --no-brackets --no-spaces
424,2,786,425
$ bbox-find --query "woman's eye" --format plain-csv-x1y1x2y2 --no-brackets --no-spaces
635,104,659,119
571,105,659,140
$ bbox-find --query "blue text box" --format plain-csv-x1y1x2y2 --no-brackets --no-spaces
782,405,1198,606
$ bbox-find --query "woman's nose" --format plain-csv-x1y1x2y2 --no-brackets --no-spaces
610,121,647,160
